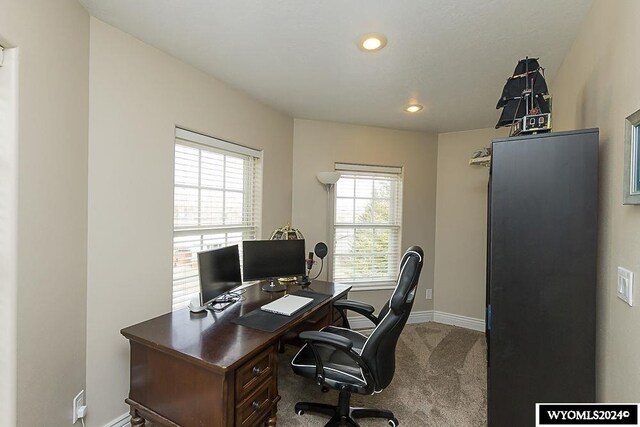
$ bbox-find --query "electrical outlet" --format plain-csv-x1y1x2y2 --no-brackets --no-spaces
617,267,633,306
72,390,85,424
426,288,433,300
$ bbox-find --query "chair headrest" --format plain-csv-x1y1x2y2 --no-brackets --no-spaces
389,246,423,314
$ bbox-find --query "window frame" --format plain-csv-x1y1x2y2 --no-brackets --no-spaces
624,109,640,204
331,163,403,290
172,128,262,309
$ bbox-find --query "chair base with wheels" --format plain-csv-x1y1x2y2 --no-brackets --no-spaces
295,389,399,427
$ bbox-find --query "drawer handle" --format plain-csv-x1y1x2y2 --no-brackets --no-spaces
252,366,262,376
252,400,261,410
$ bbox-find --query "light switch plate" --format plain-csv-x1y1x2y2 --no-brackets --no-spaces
617,267,633,306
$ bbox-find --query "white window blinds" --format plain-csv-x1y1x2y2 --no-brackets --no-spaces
172,129,262,309
332,163,403,286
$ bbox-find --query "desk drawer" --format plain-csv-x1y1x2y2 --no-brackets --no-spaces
235,346,275,399
235,376,274,427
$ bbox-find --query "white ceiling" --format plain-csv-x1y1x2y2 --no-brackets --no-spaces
79,0,593,133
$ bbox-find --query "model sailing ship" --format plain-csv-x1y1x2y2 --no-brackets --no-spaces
471,57,553,167
495,57,552,136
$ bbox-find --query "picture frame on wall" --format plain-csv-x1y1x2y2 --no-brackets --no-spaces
623,108,640,204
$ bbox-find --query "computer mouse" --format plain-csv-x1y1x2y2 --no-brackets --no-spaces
188,300,207,313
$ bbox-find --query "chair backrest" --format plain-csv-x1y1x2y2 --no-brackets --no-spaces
359,246,424,390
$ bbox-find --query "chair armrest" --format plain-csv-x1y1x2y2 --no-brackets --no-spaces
298,330,374,392
333,300,379,327
299,331,353,352
334,300,375,315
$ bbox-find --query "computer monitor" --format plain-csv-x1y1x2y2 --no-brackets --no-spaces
242,239,306,292
197,245,242,305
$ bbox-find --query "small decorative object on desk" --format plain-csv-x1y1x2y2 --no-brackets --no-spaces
270,224,304,282
270,223,304,240
496,57,552,137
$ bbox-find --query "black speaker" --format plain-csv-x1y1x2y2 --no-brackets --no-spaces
314,242,328,259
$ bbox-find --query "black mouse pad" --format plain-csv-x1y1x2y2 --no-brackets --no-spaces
232,290,331,332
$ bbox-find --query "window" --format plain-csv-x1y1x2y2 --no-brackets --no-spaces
333,163,403,287
172,129,262,309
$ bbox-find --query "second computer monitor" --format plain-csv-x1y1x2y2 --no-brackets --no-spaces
198,245,242,305
242,239,306,282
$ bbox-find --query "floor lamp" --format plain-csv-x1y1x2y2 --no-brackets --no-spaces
316,172,341,281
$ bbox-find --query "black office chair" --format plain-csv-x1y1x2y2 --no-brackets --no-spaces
291,246,424,427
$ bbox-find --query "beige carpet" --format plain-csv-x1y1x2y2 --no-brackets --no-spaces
276,322,487,427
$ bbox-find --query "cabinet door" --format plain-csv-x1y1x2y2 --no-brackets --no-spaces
487,130,598,427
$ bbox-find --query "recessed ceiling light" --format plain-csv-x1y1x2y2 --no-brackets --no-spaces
405,104,423,113
359,33,387,51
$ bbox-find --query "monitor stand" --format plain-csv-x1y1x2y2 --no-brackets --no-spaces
297,275,311,286
261,278,286,292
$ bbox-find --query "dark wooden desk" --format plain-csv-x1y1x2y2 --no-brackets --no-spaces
121,280,350,427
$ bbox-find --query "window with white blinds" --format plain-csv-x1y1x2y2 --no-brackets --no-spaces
172,129,262,309
333,163,403,286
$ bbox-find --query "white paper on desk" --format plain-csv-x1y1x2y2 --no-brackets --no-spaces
260,294,314,316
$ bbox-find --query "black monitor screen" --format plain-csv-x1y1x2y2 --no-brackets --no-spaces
198,245,241,305
242,239,306,281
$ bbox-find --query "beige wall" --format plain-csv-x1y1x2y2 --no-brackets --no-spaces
86,18,293,426
291,119,438,313
0,0,90,425
434,128,508,319
551,0,640,402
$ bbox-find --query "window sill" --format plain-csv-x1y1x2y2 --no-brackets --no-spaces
338,282,396,292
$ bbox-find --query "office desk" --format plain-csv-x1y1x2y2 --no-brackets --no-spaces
121,280,350,427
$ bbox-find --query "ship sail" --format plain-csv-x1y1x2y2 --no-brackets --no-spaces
495,57,551,131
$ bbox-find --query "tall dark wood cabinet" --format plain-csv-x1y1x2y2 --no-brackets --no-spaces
486,129,598,427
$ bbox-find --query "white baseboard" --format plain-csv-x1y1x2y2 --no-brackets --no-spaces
104,412,130,427
433,310,485,332
407,310,434,324
349,310,484,332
